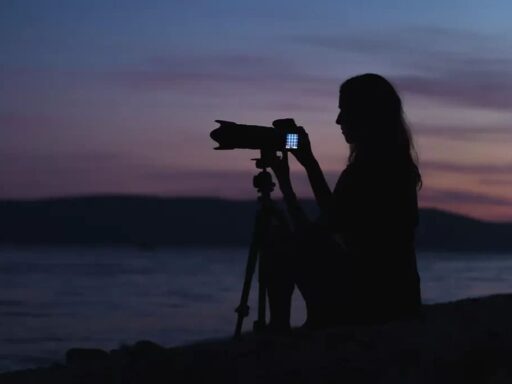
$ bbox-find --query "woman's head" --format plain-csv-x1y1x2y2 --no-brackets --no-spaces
336,73,421,188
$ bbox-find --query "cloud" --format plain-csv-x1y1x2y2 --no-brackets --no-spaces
394,68,512,111
420,187,512,208
414,125,512,140
421,160,512,176
0,150,153,198
292,26,512,111
0,150,139,171
477,177,512,187
294,26,499,58
142,169,341,199
100,53,338,100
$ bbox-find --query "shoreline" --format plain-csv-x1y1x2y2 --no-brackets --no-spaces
2,294,512,383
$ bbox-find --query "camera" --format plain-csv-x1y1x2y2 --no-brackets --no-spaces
210,118,300,151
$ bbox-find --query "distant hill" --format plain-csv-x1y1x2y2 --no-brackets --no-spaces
0,196,511,252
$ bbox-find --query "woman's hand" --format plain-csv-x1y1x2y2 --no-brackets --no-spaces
289,126,316,168
272,119,316,168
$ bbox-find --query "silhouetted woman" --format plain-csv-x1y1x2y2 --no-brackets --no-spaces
267,73,422,330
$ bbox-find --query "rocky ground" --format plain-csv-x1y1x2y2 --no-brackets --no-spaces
2,294,512,383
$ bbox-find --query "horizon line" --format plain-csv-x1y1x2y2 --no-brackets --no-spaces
0,193,508,224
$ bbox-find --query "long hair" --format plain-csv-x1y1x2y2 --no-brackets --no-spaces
340,73,422,189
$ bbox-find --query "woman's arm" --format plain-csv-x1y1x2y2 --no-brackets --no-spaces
303,157,333,217
289,127,334,218
269,152,312,230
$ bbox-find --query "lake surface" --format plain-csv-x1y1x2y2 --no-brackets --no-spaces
1,246,512,372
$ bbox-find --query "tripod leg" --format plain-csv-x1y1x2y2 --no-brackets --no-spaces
233,163,291,338
264,222,295,331
254,211,272,332
234,210,264,339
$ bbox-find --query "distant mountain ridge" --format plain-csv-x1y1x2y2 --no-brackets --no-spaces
1,196,511,252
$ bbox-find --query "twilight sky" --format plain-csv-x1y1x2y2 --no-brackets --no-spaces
2,1,512,220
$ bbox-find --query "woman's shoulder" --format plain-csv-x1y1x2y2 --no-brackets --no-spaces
333,164,356,193
341,158,417,180
334,161,376,188
334,159,418,198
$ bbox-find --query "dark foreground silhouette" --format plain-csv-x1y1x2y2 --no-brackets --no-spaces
2,294,512,384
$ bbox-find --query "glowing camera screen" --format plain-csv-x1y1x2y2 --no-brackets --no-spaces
285,133,299,149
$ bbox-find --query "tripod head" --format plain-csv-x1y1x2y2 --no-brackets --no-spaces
251,149,278,197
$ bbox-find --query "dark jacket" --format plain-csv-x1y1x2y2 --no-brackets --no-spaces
324,157,422,320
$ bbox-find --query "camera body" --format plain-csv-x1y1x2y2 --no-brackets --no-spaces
210,118,300,151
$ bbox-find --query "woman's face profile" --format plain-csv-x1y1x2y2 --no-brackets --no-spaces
336,94,357,144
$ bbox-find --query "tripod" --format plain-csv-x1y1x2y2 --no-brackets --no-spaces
233,149,290,339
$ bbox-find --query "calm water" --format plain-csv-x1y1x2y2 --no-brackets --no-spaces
1,246,512,372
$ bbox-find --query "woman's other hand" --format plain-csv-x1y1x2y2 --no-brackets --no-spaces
290,126,316,168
